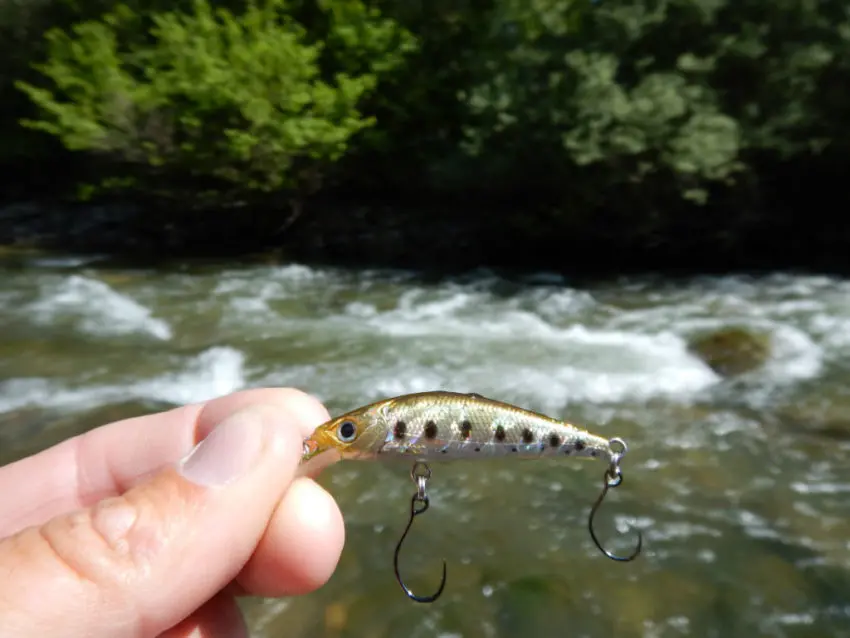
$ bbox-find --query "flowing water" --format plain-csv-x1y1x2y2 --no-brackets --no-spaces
2,252,850,637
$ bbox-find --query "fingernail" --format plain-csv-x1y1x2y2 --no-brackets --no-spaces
179,409,265,487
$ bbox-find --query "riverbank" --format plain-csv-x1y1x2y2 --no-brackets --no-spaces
2,194,848,278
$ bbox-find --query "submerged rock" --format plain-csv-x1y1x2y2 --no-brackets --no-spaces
775,395,850,441
687,326,772,377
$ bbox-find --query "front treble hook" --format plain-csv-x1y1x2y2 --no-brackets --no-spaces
393,461,447,603
588,450,643,562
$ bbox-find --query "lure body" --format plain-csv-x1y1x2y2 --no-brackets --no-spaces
302,391,620,466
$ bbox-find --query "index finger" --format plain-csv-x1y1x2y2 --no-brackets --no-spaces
0,388,331,536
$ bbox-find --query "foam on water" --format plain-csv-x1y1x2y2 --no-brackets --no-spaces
257,335,717,413
0,377,120,413
131,346,246,405
809,313,850,352
5,265,846,416
27,275,172,340
0,346,245,413
761,322,823,382
208,265,850,412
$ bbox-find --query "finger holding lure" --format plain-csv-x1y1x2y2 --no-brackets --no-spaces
302,391,643,603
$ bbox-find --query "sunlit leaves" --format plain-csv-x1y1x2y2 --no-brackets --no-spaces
16,0,413,197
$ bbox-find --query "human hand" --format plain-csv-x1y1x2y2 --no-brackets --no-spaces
0,388,345,637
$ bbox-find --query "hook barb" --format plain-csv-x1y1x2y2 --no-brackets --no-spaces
393,464,447,603
588,468,643,562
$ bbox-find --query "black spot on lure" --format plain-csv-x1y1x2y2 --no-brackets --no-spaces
302,390,643,603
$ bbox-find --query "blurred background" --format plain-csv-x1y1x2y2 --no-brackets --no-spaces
2,1,850,636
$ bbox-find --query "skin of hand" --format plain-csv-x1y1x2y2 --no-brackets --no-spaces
0,387,346,637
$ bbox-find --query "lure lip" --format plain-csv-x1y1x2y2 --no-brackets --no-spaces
302,437,320,460
302,429,334,462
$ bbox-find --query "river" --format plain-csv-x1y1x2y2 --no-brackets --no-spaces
1,251,849,637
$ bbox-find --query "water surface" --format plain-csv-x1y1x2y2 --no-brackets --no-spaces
2,253,849,637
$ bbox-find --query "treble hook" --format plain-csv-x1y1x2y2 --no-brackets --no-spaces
393,461,447,603
587,461,643,562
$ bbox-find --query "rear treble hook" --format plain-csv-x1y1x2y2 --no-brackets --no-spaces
393,461,447,603
588,455,643,562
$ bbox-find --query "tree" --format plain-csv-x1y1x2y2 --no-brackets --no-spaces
16,0,414,203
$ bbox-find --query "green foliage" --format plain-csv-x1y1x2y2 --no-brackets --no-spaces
453,1,742,204
15,0,413,198
3,0,850,259
350,0,850,217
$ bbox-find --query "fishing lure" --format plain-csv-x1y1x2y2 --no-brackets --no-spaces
302,391,642,603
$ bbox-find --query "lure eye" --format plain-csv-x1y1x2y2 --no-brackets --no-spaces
337,420,357,442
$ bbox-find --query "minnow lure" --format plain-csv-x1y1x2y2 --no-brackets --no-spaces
302,391,642,602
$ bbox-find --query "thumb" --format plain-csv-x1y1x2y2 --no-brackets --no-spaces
0,403,304,638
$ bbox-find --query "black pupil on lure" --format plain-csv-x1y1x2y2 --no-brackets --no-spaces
424,421,438,439
339,421,356,440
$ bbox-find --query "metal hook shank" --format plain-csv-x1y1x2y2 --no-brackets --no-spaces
587,469,643,562
393,463,447,603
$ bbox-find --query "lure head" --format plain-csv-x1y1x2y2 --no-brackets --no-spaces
302,402,385,462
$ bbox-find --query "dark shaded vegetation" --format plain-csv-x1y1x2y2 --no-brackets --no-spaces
1,0,849,274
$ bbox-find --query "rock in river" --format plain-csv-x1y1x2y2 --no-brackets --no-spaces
687,326,772,377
